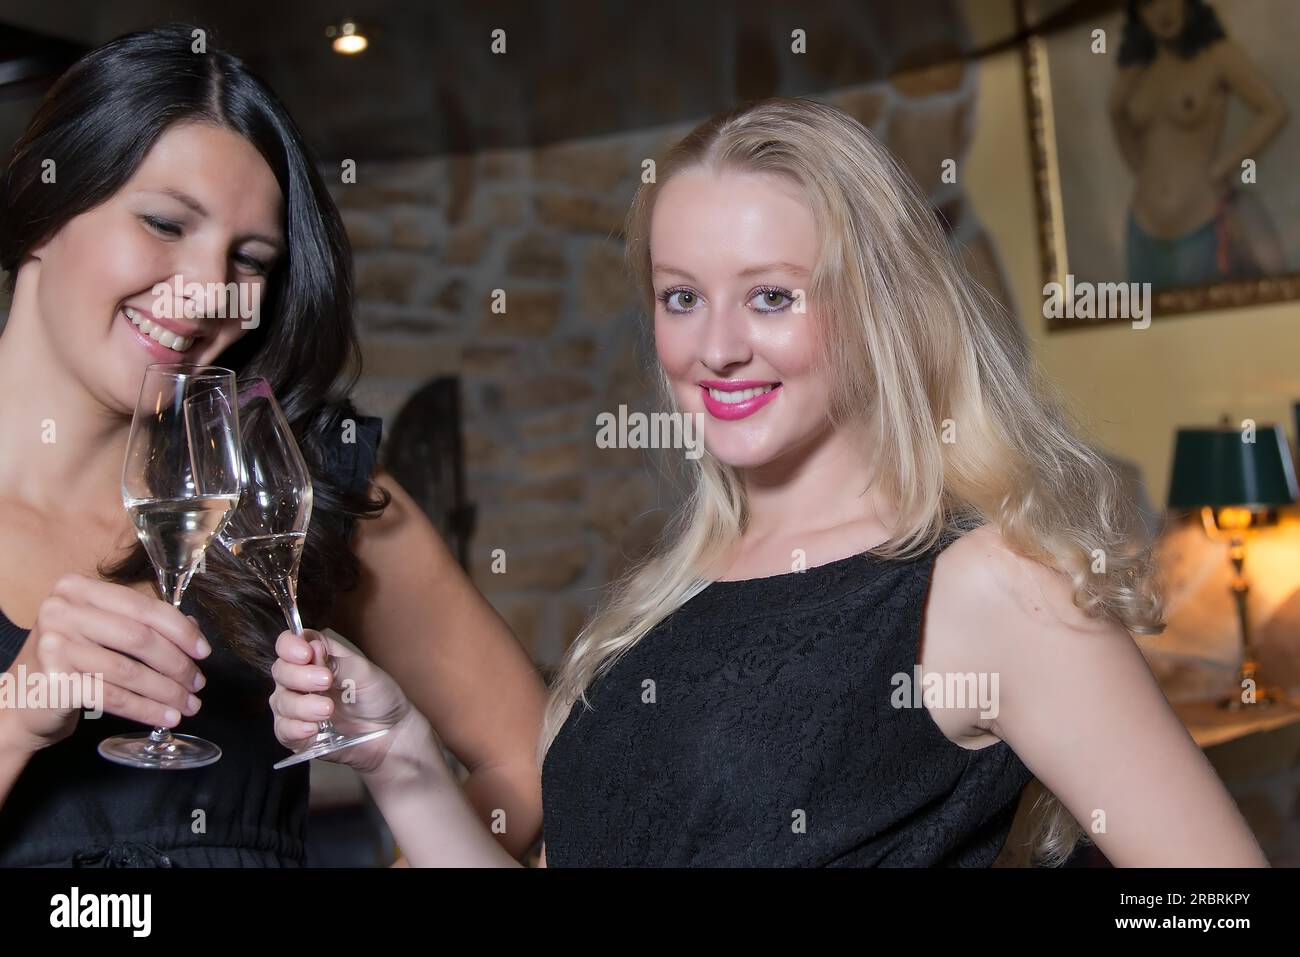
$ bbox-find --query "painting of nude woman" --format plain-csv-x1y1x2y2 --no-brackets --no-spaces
1023,0,1300,327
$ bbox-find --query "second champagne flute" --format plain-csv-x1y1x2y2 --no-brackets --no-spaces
99,363,241,769
217,377,388,769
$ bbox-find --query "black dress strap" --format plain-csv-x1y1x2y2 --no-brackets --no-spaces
0,611,26,672
318,412,383,499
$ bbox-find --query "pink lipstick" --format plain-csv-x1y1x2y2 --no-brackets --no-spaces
699,379,782,421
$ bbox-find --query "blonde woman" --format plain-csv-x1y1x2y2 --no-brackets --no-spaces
269,97,1267,867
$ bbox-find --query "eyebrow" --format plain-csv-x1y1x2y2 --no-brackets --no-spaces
141,187,286,251
653,262,810,282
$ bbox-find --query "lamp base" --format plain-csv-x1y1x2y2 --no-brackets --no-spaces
1216,684,1288,711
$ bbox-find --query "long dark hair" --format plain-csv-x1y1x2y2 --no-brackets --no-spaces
0,24,389,668
1119,0,1227,65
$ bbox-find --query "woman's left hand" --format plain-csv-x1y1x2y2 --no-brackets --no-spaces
269,627,416,775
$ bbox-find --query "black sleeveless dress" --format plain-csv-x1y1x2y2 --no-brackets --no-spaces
541,533,1035,867
0,415,382,867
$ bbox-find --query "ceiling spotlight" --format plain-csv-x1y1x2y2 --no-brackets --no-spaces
326,19,368,55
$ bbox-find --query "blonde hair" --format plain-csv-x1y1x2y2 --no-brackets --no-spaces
539,96,1164,867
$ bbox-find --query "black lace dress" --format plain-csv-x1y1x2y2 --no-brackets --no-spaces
0,415,382,867
542,533,1035,866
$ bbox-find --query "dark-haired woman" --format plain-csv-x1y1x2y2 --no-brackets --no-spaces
0,26,545,866
1111,0,1288,289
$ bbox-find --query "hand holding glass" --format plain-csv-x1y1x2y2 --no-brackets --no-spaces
217,377,387,769
99,364,240,769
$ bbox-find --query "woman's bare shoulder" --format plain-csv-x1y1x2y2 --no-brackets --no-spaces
929,524,1119,675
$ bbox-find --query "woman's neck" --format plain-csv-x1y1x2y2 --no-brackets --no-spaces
738,422,896,546
0,275,128,512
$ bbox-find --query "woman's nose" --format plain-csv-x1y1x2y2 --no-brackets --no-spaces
172,250,235,319
698,302,753,371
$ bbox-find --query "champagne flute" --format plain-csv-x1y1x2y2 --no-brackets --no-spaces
99,364,241,769
216,377,387,769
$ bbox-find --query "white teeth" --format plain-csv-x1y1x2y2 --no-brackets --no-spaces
124,307,193,352
707,385,776,404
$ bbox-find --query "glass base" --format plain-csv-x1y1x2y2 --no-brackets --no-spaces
273,727,390,769
98,730,223,770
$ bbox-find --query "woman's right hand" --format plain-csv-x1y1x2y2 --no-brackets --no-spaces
2,573,210,754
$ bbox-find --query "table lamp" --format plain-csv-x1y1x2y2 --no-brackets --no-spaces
1168,419,1298,709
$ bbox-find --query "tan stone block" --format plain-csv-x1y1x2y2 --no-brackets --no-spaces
463,343,521,375
588,471,657,542
471,542,590,589
443,224,492,266
519,407,590,439
463,428,508,470
533,138,632,193
485,191,528,226
535,190,626,237
580,239,636,322
500,475,584,503
360,336,452,380
475,505,586,548
355,254,423,305
391,209,441,250
547,337,598,369
518,441,585,478
506,232,568,279
480,287,564,338
497,374,594,411
478,150,527,179
341,209,389,250
433,277,467,313
360,308,450,336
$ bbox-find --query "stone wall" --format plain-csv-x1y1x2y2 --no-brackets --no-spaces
328,62,1015,669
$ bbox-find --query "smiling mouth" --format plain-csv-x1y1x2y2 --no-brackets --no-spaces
704,384,779,404
123,306,198,353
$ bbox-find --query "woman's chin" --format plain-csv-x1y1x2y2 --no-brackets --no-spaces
703,440,786,472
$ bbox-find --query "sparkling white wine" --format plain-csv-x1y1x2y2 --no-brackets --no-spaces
225,531,306,585
126,495,238,574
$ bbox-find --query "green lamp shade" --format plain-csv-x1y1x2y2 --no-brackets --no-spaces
1167,424,1299,509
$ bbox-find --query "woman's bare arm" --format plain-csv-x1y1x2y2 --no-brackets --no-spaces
932,528,1267,867
1211,40,1289,182
359,709,524,868
336,469,547,858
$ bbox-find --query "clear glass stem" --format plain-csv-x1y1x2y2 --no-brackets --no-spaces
149,564,197,746
270,577,340,739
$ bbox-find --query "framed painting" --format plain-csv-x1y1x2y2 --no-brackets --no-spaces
1021,0,1300,329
